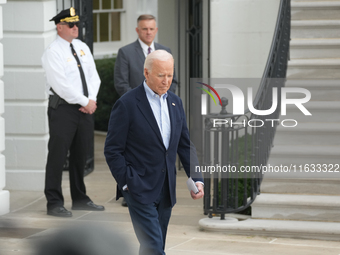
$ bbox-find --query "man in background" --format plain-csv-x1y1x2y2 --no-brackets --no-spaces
114,14,177,97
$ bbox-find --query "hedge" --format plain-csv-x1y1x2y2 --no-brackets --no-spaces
94,57,119,131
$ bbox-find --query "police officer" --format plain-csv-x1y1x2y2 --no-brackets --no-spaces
41,7,104,217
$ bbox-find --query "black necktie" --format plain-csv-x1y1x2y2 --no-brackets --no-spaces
70,43,89,97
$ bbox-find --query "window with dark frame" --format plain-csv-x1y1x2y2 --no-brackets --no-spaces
93,0,124,42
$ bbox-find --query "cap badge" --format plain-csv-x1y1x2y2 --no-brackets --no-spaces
70,7,76,17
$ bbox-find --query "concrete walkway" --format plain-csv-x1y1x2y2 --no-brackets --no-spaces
0,134,339,255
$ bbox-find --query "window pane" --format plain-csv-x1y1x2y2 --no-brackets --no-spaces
111,12,121,41
102,0,111,10
99,13,109,42
114,0,123,9
93,14,98,42
93,0,100,10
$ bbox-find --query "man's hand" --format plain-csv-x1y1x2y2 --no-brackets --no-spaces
79,99,97,114
191,182,204,200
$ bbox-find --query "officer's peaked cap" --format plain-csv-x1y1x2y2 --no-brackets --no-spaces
49,7,79,25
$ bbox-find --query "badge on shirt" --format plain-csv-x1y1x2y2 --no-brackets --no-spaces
67,58,72,62
80,50,85,56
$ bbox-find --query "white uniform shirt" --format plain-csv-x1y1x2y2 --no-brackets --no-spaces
41,35,101,107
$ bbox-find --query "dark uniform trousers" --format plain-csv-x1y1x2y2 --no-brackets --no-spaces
45,103,92,210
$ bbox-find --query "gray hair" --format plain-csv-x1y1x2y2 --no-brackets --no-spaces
144,50,174,72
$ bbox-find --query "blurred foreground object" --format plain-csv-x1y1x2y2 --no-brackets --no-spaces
35,224,133,255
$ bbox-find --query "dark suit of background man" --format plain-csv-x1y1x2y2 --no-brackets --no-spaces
104,50,204,255
41,7,104,218
114,14,177,97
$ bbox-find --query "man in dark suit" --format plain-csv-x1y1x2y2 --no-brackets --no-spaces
104,50,203,255
114,14,177,97
114,14,178,207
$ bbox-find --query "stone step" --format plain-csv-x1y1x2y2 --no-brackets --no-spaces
199,217,340,241
268,145,340,165
294,0,340,1
292,1,340,20
273,122,340,145
291,20,340,38
251,193,340,222
288,68,340,79
282,101,340,122
287,58,340,78
261,178,340,195
285,79,340,101
285,78,340,95
290,38,340,59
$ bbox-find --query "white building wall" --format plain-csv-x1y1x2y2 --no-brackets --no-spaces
3,0,56,191
211,0,280,78
209,0,280,114
0,0,9,216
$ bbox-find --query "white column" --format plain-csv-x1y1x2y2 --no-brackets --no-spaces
3,0,56,191
0,0,9,216
210,0,280,78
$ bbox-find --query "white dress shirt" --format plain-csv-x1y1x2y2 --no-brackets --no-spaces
138,38,155,57
143,81,171,149
41,35,101,107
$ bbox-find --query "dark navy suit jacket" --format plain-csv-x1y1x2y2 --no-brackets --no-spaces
114,40,177,96
104,84,202,207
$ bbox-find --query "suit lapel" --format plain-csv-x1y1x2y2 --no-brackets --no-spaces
134,40,146,64
166,93,177,147
135,85,164,146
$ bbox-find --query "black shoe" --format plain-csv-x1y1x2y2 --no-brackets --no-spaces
47,206,72,217
121,198,127,207
72,201,105,211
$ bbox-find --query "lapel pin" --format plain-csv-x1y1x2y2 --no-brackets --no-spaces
80,50,85,56
172,103,175,106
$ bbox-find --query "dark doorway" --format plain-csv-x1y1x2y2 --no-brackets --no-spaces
188,0,203,78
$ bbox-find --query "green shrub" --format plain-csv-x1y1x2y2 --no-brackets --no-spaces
232,134,253,215
94,57,119,131
217,134,253,215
